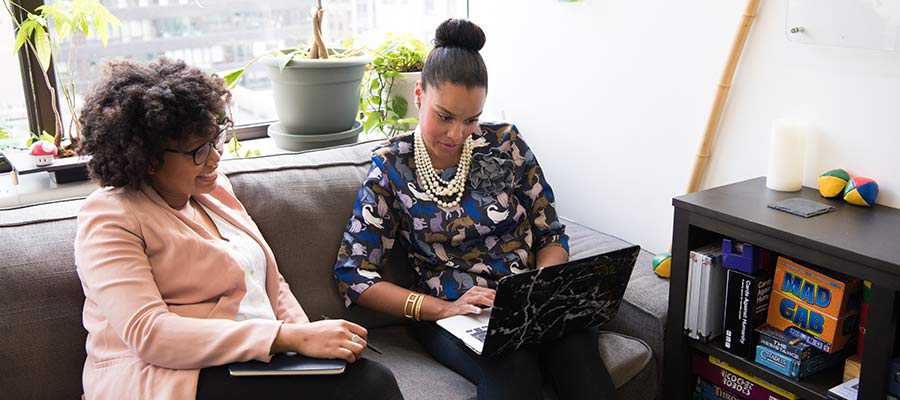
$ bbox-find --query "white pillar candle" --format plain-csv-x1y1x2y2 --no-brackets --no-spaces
766,118,807,192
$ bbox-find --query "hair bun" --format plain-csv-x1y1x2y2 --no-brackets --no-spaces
434,19,485,52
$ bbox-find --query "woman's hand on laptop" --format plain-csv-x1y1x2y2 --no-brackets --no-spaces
437,286,496,319
271,320,368,363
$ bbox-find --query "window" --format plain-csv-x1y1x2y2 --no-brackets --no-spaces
48,0,467,131
0,11,30,150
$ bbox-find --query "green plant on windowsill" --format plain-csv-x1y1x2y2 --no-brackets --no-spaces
359,35,428,138
3,0,120,156
225,136,261,159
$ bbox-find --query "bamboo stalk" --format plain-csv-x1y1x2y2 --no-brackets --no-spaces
685,0,761,194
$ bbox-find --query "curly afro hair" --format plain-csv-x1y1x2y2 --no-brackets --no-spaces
78,57,232,190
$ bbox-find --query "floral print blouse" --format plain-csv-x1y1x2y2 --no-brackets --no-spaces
334,123,569,305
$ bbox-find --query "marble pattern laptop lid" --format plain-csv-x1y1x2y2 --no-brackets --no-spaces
481,245,640,357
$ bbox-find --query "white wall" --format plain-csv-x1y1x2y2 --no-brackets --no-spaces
471,0,900,254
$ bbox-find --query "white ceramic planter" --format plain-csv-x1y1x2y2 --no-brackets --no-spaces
387,71,420,119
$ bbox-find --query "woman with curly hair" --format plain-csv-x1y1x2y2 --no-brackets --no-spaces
75,58,402,400
333,19,616,400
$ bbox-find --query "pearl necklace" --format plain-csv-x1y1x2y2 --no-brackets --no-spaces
413,131,474,209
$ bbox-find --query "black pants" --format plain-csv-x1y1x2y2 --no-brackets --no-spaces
196,357,403,400
412,323,616,400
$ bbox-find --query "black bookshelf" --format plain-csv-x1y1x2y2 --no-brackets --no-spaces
664,177,900,400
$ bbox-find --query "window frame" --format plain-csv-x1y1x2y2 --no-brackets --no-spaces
8,0,471,142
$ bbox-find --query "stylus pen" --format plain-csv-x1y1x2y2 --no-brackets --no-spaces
320,315,384,355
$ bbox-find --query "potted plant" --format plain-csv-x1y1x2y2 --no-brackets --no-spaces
359,35,428,138
1,0,119,182
222,0,372,151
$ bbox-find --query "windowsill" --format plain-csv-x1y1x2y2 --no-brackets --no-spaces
0,172,97,209
0,131,388,209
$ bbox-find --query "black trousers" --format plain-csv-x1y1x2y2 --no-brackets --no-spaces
412,323,616,400
196,357,403,400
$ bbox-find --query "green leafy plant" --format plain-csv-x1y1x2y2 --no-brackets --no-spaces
3,0,120,155
226,136,261,159
24,131,56,146
359,35,428,138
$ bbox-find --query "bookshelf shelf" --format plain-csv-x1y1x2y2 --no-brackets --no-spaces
663,177,900,400
689,338,842,400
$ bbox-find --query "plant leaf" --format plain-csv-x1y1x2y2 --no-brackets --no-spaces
362,111,380,133
40,131,55,143
33,27,52,72
397,117,419,126
218,68,245,89
391,96,407,117
226,136,241,154
14,20,36,54
245,149,261,158
0,127,9,140
278,50,299,72
93,15,109,45
37,4,72,41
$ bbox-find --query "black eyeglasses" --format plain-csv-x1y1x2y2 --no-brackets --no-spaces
163,126,229,166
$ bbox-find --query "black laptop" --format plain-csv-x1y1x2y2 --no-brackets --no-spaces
436,245,640,357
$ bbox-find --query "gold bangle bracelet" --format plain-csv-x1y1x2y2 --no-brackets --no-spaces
413,293,425,321
404,293,419,319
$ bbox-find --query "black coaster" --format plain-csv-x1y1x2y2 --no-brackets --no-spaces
767,197,835,218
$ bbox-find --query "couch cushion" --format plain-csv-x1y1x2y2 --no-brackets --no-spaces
565,218,668,370
598,331,653,389
219,140,406,322
365,326,653,400
0,200,86,399
220,140,422,326
365,326,475,399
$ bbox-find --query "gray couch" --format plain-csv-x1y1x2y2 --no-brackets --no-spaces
0,139,669,399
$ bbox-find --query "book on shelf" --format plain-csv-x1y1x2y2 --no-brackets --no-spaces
692,353,797,400
723,268,773,359
827,378,858,400
722,239,774,275
686,244,725,342
754,342,847,379
756,325,815,361
696,377,745,400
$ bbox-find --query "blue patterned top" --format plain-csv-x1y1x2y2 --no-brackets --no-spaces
334,123,569,305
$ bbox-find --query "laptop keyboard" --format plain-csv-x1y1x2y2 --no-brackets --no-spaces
466,326,488,343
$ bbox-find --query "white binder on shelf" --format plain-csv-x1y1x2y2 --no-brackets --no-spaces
685,244,725,342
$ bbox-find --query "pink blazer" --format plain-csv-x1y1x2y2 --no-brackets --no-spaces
74,173,308,399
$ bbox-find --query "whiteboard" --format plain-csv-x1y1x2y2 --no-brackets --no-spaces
786,0,900,51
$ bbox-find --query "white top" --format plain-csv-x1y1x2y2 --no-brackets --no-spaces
198,202,277,321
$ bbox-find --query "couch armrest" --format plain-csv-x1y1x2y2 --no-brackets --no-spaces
561,218,669,369
606,250,669,368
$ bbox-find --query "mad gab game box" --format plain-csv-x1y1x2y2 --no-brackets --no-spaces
766,257,860,353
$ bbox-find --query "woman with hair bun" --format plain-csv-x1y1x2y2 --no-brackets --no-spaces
335,19,617,400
